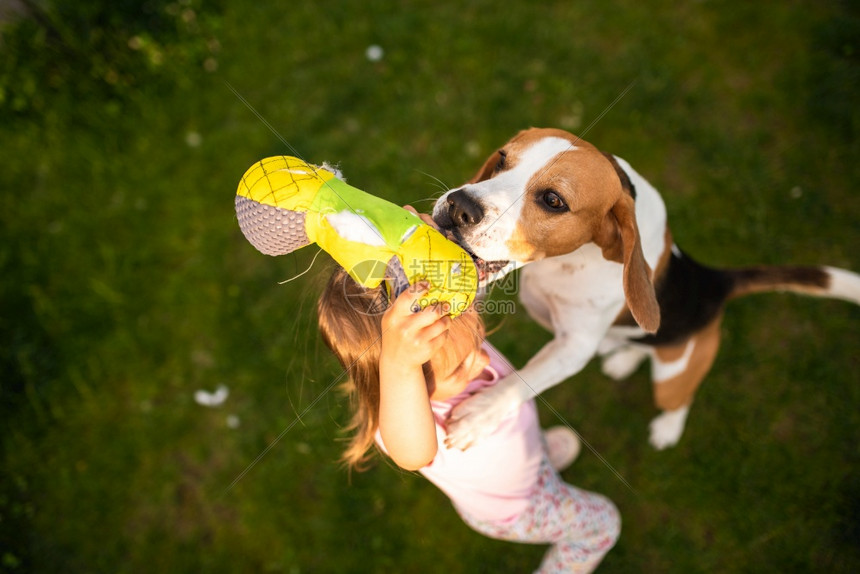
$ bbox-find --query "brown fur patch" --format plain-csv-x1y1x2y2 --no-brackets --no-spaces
611,194,660,333
612,222,673,327
602,152,636,199
653,314,723,411
469,129,557,183
505,225,539,261
513,138,626,260
468,150,505,183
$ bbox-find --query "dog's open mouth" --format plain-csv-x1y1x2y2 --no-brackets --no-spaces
473,256,511,284
441,228,510,285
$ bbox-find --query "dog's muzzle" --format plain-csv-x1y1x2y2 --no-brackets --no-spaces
434,189,510,286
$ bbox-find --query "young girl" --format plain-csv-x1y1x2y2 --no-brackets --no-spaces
317,267,621,573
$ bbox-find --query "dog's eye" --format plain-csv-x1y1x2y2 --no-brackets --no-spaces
541,190,568,212
493,150,507,172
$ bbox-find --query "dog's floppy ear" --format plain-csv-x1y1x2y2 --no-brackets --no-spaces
608,194,660,333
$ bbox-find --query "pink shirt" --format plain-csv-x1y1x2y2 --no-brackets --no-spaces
377,343,543,523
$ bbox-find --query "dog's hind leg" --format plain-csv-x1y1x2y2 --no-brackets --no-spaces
648,315,723,449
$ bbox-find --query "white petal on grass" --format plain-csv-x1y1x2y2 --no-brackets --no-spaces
194,384,229,407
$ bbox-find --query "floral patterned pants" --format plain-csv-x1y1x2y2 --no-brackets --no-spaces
458,458,621,573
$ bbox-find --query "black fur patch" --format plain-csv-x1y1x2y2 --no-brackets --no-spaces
729,266,829,295
632,248,733,346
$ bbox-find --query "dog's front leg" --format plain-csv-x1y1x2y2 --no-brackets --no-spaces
444,320,609,450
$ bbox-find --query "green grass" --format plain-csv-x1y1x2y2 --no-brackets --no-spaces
2,0,859,572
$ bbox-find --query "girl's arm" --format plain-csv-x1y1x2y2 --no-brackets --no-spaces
378,282,451,470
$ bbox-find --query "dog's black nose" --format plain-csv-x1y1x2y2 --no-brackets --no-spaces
446,189,484,227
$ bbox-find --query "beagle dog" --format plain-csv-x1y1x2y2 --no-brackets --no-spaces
432,127,860,450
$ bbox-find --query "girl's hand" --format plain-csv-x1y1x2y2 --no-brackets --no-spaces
380,281,451,370
377,281,450,470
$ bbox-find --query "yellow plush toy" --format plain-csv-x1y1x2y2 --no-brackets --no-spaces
235,156,479,316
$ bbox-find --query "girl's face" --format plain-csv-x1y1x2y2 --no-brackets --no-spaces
429,310,489,400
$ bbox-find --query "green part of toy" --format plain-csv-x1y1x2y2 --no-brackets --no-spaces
235,156,479,316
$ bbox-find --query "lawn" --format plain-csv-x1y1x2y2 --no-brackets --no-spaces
2,1,859,572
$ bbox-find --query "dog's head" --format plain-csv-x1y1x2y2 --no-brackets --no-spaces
433,127,659,333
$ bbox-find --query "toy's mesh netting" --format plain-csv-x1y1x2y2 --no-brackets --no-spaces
235,195,310,256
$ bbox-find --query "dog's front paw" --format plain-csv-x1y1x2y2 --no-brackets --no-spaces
444,379,522,450
648,405,690,450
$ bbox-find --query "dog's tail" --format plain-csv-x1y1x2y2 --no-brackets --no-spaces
726,265,860,305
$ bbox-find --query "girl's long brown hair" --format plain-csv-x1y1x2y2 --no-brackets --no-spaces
317,267,387,470
317,266,484,470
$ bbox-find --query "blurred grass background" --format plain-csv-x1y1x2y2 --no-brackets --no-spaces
1,0,859,572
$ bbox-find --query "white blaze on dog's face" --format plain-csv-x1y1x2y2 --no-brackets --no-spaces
433,128,629,264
